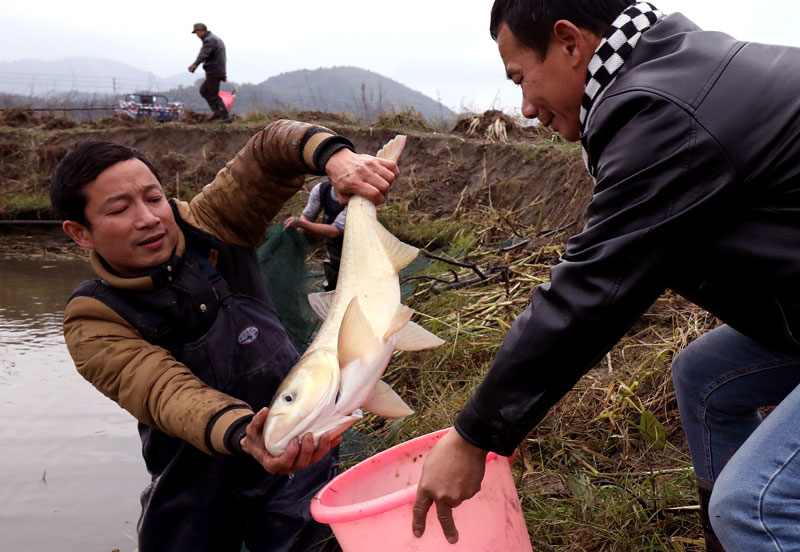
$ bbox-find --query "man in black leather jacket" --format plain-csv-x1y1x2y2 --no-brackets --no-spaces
412,1,800,550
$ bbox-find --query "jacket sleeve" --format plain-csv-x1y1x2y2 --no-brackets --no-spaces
455,91,737,455
193,37,215,66
64,295,252,456
178,119,353,247
301,182,324,221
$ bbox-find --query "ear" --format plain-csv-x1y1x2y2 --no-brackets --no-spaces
62,220,95,250
552,20,598,66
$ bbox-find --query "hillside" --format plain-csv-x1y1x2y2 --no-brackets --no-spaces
150,66,454,121
0,57,195,96
0,59,454,122
0,109,710,550
234,66,454,120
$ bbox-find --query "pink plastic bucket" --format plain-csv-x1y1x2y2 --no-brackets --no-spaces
311,428,533,551
218,91,235,111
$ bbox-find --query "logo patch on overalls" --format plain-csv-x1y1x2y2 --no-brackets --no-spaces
238,326,259,345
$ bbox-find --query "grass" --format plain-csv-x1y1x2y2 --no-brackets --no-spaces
0,192,51,215
375,107,431,132
348,196,716,551
523,137,581,163
379,209,475,251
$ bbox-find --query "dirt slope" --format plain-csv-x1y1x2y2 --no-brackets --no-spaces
0,109,592,238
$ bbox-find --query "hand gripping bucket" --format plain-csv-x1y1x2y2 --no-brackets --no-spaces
310,428,533,551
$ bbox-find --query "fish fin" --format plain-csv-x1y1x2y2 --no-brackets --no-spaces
371,218,419,271
392,321,447,351
376,135,407,163
308,291,335,321
382,304,415,341
363,380,414,418
338,297,381,367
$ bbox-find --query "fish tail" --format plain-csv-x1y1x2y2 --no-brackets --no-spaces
376,135,407,162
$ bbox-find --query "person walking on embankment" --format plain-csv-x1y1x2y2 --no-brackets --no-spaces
188,22,231,122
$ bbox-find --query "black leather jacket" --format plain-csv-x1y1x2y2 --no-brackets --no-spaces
456,13,800,456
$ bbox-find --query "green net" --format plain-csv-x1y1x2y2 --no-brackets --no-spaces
257,224,322,353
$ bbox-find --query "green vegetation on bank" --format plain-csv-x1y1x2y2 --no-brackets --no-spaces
1,107,709,549
360,196,712,550
0,192,50,215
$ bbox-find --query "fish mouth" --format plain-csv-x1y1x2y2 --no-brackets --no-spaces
264,350,342,455
264,411,296,441
264,389,340,456
263,413,293,455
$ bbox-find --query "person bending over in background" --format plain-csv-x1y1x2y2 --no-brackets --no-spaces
413,1,800,551
50,120,398,552
284,179,346,290
188,22,231,123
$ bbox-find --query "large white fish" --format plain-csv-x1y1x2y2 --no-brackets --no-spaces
263,135,445,456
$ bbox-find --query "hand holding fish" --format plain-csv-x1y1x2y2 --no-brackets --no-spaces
241,407,343,475
325,148,399,205
412,429,489,544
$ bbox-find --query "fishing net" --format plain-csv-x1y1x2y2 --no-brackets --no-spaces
257,224,322,353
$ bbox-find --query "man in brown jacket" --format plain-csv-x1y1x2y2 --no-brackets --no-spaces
50,120,399,551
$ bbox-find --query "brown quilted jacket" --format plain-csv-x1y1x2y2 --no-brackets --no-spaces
63,120,345,455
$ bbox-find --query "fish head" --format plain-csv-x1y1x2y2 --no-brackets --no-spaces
263,348,340,456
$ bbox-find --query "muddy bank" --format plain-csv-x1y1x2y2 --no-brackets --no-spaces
0,224,86,260
0,110,592,242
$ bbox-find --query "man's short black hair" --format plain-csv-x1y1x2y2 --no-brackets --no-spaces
490,0,636,58
50,140,161,228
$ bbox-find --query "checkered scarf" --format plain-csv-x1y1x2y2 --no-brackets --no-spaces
580,2,663,176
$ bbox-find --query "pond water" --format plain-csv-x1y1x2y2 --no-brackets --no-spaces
0,257,148,552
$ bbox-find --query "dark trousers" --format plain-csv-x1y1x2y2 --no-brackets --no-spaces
138,436,338,552
323,247,341,291
200,76,229,119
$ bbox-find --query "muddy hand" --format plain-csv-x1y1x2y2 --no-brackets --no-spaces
412,429,488,544
241,407,342,474
325,149,398,205
283,216,300,232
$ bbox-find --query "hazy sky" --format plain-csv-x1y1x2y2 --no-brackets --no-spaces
3,0,799,113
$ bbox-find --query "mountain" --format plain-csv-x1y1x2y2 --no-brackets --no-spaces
162,66,454,121
0,58,454,121
241,66,454,120
0,57,197,96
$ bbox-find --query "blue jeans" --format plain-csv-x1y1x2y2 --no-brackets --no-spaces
672,324,800,550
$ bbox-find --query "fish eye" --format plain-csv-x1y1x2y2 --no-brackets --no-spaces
282,393,294,403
